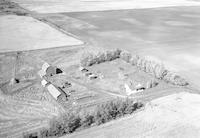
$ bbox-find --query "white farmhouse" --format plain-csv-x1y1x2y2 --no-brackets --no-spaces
124,83,145,96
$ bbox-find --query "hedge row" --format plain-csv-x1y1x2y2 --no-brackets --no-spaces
40,98,143,137
119,51,189,86
80,49,121,66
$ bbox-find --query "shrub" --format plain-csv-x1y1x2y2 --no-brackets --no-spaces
129,55,139,66
104,49,121,61
163,71,188,86
94,98,143,125
105,51,114,61
67,114,81,133
144,60,151,73
105,101,119,119
94,109,108,125
40,129,50,138
96,52,106,63
121,52,188,86
153,64,168,79
80,53,94,66
120,51,132,63
23,132,38,138
136,58,147,71
48,117,65,136
146,79,158,89
81,114,95,128
80,49,121,67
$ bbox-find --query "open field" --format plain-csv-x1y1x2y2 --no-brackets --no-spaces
37,6,200,89
0,15,83,53
11,0,200,13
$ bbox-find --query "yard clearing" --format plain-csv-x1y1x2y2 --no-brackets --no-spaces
0,15,83,53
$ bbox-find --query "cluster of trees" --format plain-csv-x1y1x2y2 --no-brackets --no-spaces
163,71,189,86
40,98,143,137
146,79,159,89
80,49,121,66
119,50,189,86
0,0,28,16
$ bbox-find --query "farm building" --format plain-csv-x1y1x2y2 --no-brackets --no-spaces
38,62,63,78
79,66,89,72
124,83,145,96
47,84,62,100
46,83,68,100
88,74,98,80
41,79,48,87
41,78,68,100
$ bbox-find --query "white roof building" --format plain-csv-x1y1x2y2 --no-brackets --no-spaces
124,83,144,96
47,84,61,100
38,62,51,78
42,62,50,72
41,79,48,87
124,83,136,96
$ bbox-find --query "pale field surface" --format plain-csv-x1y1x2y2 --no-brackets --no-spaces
11,0,200,13
42,6,200,89
63,92,200,138
0,15,83,53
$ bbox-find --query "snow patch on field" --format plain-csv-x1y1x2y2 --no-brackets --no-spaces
0,15,83,53
11,0,200,13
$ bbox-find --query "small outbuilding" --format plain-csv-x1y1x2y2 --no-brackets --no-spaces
124,82,145,96
41,79,48,87
88,74,98,80
79,66,89,73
